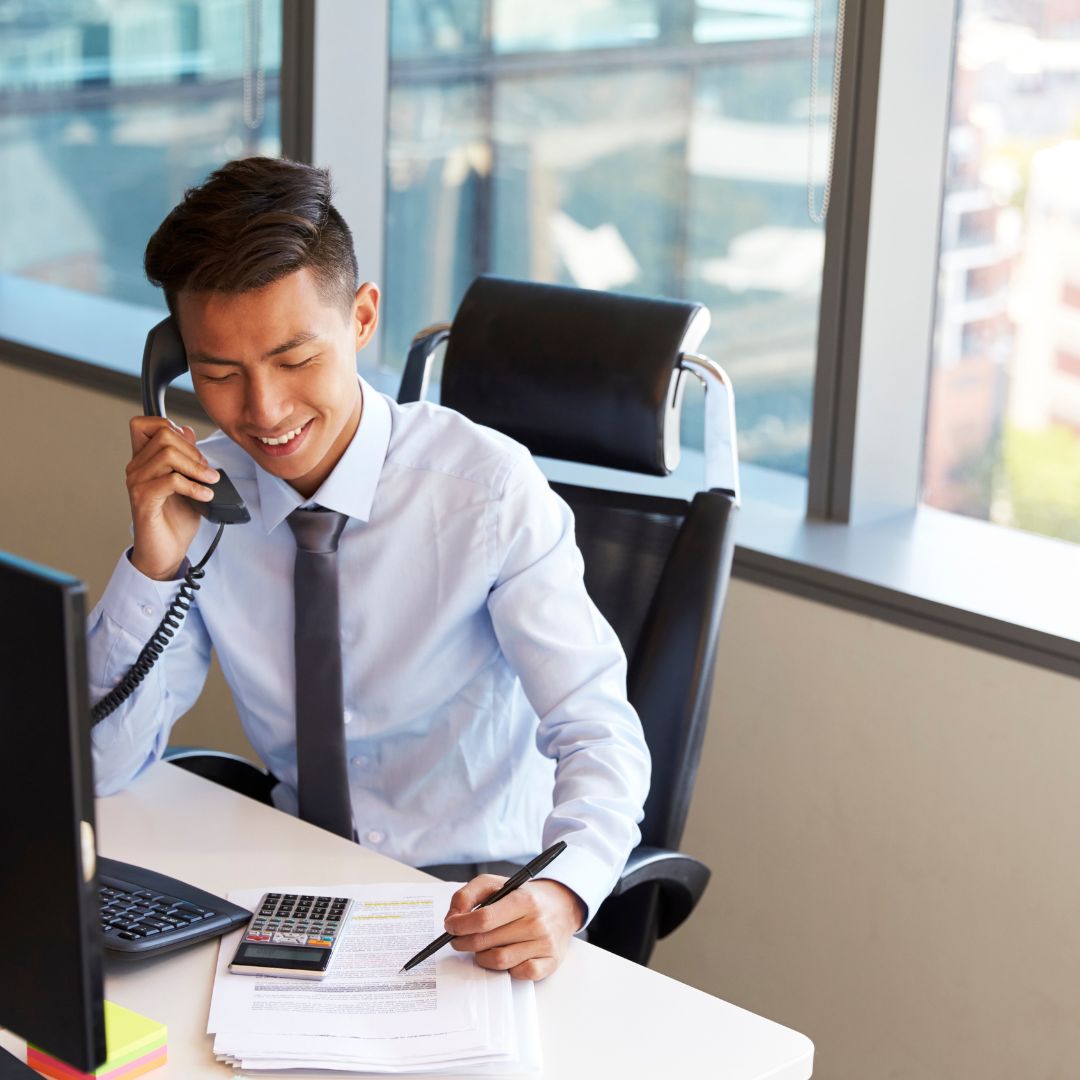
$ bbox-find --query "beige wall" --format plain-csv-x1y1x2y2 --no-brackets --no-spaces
650,581,1080,1078
0,360,252,758
5,357,1080,1078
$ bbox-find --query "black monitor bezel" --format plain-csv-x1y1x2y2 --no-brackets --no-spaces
0,551,106,1072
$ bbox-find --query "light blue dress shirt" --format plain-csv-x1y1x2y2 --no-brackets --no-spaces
88,378,651,921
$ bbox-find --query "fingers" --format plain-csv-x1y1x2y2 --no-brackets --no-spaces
445,878,576,982
449,910,532,954
474,940,557,981
126,420,219,508
129,415,196,455
446,874,507,919
126,416,216,580
127,443,219,496
445,880,529,939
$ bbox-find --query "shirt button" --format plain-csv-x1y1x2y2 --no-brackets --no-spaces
141,604,155,617
365,830,384,845
351,754,369,769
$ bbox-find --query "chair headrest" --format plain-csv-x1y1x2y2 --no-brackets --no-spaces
441,276,709,475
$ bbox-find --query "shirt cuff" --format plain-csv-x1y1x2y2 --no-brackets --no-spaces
96,548,191,643
532,840,622,929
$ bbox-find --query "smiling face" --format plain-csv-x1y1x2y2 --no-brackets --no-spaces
178,269,379,499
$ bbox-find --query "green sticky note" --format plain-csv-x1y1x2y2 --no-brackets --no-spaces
102,1000,167,1063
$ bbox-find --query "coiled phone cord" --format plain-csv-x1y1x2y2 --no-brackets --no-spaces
90,523,225,724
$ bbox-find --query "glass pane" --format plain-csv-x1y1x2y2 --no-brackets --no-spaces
685,56,827,475
695,0,814,44
0,0,282,309
492,1,666,53
390,0,486,60
923,1,1080,541
383,81,486,368
385,1,830,475
489,70,686,296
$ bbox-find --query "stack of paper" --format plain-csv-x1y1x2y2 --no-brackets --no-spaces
209,883,540,1076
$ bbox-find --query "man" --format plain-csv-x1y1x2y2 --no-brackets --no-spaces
89,156,650,980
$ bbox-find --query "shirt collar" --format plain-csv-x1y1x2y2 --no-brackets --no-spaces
255,376,392,533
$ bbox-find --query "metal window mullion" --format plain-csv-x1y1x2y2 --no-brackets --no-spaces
807,0,885,521
808,0,959,525
475,0,496,281
282,0,389,366
280,0,314,163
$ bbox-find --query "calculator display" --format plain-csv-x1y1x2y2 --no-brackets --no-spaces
240,945,326,962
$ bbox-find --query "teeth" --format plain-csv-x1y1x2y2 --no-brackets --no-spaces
258,424,304,446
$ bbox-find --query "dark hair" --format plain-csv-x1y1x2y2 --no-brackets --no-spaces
144,157,358,317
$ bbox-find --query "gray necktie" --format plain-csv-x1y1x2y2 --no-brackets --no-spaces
286,507,354,840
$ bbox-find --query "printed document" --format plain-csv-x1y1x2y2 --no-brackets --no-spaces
208,882,539,1075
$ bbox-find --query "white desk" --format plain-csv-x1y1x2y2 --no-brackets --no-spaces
6,764,813,1078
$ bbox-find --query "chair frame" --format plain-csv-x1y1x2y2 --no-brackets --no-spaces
400,294,740,965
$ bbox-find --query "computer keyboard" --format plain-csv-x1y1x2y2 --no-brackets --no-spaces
98,857,252,958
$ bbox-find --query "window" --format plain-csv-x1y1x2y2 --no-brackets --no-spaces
0,0,283,310
4,0,1076,674
383,0,839,476
923,0,1080,543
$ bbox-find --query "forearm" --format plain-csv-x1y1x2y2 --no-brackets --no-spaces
533,687,651,924
88,549,211,795
488,458,652,922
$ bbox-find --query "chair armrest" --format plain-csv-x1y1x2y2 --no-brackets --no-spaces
398,324,451,403
163,747,277,806
609,845,711,938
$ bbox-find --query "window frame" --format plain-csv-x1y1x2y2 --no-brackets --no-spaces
3,0,1080,681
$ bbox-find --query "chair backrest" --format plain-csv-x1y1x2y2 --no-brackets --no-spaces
554,484,734,851
400,275,740,857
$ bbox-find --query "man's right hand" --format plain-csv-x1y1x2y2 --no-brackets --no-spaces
126,416,220,581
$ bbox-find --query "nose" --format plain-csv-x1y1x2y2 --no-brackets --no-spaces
242,368,290,431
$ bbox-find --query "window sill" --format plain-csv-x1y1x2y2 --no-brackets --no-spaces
539,459,1080,680
4,275,1078,680
733,473,1080,679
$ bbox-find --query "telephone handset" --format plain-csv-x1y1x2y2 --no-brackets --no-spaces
90,319,251,724
141,317,250,525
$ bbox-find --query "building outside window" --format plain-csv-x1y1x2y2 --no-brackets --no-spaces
0,0,282,310
923,0,1080,542
384,0,840,477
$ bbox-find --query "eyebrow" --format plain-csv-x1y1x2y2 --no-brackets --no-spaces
190,331,321,367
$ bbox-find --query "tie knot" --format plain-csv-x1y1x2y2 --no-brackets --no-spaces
287,507,349,553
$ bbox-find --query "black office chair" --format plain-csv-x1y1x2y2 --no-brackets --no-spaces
399,275,740,966
165,746,278,804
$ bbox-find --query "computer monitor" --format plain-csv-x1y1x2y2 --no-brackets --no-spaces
0,551,106,1075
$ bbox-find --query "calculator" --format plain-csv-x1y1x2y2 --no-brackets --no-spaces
228,891,353,979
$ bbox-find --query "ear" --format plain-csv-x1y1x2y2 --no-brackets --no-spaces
352,282,380,351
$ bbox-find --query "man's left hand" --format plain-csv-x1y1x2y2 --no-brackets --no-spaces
443,876,585,981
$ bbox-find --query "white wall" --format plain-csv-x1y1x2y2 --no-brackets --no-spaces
4,358,1080,1078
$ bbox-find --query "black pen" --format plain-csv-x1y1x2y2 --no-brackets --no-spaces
399,840,568,973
